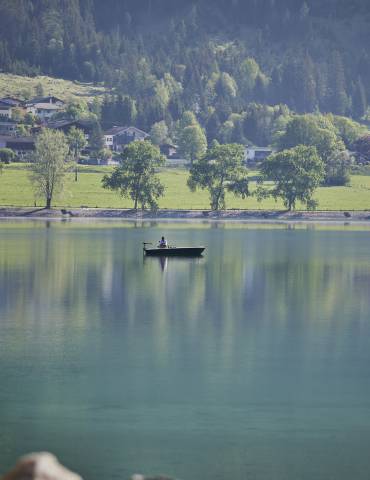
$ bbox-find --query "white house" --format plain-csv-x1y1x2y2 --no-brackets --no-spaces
245,146,275,165
25,96,65,120
104,126,149,152
0,101,13,119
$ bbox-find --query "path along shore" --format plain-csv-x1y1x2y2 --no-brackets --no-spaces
0,207,369,223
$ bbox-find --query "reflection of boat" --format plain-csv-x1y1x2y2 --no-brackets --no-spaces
143,243,205,257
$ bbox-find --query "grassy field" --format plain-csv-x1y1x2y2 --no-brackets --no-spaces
1,164,370,211
0,73,106,103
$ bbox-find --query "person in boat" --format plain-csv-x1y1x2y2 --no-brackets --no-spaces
158,236,168,248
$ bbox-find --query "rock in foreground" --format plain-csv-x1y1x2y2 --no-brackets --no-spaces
1,453,82,480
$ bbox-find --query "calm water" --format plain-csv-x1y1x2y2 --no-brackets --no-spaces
1,220,370,480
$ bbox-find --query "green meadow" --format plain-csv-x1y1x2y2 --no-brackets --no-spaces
0,73,106,103
1,164,370,211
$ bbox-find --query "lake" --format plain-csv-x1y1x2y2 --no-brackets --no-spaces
0,220,370,480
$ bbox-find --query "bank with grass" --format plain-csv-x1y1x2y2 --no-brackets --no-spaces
1,164,370,211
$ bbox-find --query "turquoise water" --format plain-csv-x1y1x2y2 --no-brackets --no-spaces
0,220,370,480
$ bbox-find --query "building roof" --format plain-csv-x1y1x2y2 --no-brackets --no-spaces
27,96,65,105
46,118,96,133
0,97,23,106
0,101,12,109
0,135,35,146
104,126,149,137
33,103,62,111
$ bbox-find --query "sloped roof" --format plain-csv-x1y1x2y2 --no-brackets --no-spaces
0,97,22,106
27,96,65,105
0,101,12,109
104,126,149,137
0,135,35,144
33,103,62,110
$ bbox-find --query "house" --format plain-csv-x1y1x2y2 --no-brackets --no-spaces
0,101,13,119
0,97,23,107
244,146,275,165
104,126,149,152
160,143,178,158
46,119,96,140
0,119,18,136
25,96,65,120
0,135,35,159
26,103,62,120
27,96,65,107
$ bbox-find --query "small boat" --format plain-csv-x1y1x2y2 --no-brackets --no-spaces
143,243,205,257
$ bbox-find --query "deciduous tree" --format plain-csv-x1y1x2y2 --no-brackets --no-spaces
150,121,169,145
353,134,370,163
0,148,15,164
67,127,87,162
178,124,207,165
30,129,72,209
324,150,351,186
258,145,324,210
188,143,249,210
102,141,165,211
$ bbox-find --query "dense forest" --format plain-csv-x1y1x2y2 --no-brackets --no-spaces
1,0,370,144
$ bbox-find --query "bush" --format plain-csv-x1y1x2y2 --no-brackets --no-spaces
0,148,16,164
324,151,351,186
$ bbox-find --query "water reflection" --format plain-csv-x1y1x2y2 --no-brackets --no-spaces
0,221,370,480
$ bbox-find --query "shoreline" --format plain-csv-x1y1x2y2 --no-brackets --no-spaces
0,207,369,224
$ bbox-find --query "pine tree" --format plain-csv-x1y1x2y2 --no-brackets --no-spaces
352,77,367,119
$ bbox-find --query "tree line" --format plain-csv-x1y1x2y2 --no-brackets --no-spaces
1,0,370,136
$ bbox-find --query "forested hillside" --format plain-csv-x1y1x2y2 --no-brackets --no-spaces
1,0,370,142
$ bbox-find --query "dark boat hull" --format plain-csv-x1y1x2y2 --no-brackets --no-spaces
144,247,205,257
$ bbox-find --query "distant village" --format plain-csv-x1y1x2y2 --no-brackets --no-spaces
0,94,272,166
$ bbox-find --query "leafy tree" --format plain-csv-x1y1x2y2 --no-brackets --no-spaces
17,124,31,136
102,141,165,211
238,58,261,95
353,134,370,163
11,107,26,122
30,129,72,209
0,148,16,164
277,115,344,162
324,150,351,186
67,127,87,162
258,145,325,211
178,124,207,164
150,121,169,145
188,143,249,210
179,111,197,130
98,148,112,164
328,115,368,148
65,101,90,121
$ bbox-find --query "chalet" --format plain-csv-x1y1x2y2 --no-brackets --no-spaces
245,146,275,165
0,101,13,119
160,143,178,158
27,96,65,107
25,96,65,120
46,119,95,140
0,97,23,107
104,126,149,152
0,119,17,136
0,135,35,158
